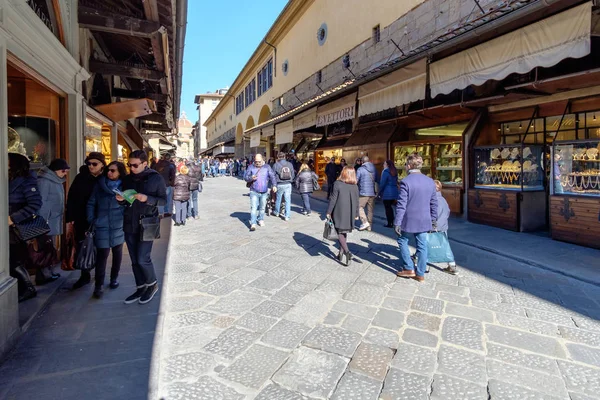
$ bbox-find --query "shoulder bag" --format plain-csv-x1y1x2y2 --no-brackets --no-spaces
75,226,96,271
323,218,338,241
140,214,161,241
12,214,51,242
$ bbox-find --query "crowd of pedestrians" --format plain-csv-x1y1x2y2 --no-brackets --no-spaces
239,151,456,282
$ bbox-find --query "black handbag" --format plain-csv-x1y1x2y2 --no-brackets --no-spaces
323,219,338,241
140,216,161,241
12,214,51,242
75,229,96,271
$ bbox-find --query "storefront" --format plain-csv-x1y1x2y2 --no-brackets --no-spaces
1,0,89,356
85,106,114,162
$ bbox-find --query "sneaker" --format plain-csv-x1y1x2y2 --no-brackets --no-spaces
358,222,371,231
194,216,200,220
124,288,146,304
250,224,257,231
258,220,265,227
302,210,308,215
139,283,159,304
284,217,290,222
109,280,120,289
306,212,311,216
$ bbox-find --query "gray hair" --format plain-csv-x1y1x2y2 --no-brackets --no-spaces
362,156,369,163
406,153,423,170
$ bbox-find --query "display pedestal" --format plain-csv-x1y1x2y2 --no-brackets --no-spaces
550,195,600,249
468,189,547,232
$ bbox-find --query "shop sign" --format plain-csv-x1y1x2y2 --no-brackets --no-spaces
328,120,353,137
262,125,275,137
275,120,294,145
294,107,317,130
26,0,58,37
316,104,355,127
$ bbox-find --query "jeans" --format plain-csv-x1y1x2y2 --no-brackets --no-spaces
174,200,188,223
300,193,311,213
397,231,428,277
249,191,268,226
159,186,173,214
275,184,292,218
383,200,395,225
95,244,123,286
187,190,199,218
219,168,225,176
359,196,375,226
125,232,157,288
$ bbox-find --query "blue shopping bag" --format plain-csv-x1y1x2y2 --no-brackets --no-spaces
427,231,455,263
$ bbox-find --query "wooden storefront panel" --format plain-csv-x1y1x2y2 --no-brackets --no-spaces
550,196,600,249
442,187,463,214
468,189,519,231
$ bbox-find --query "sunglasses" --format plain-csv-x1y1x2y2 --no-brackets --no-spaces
108,168,118,173
86,161,100,167
127,162,142,169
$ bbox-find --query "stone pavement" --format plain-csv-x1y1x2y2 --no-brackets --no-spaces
156,177,600,400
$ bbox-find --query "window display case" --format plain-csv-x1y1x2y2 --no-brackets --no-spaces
553,140,600,196
394,144,432,180
433,142,463,186
473,145,544,191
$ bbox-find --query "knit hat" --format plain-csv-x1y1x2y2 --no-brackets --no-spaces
48,158,70,171
86,152,106,166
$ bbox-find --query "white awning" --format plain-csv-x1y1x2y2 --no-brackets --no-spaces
293,107,317,131
275,120,294,145
358,59,426,116
430,2,592,98
250,132,261,148
316,93,357,127
261,125,275,137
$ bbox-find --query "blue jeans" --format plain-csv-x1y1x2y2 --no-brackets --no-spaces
174,200,188,223
397,231,428,277
219,168,225,176
159,186,173,215
300,193,311,213
275,183,292,219
249,191,268,226
124,233,157,288
187,190,199,218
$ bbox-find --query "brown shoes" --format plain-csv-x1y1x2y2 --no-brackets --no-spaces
413,276,425,283
397,270,416,278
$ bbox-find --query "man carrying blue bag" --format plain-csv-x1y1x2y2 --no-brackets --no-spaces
428,180,458,275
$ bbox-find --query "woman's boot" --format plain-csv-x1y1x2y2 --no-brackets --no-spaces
344,252,353,267
14,265,37,302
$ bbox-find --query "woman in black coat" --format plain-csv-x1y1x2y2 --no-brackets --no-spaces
87,161,126,298
295,163,318,215
326,166,359,266
8,153,42,302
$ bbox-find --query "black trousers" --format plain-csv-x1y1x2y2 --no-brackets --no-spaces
94,244,123,286
327,179,335,198
383,200,396,225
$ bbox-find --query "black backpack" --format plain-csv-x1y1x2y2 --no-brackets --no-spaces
279,162,292,181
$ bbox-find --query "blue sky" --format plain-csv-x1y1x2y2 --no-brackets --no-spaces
180,0,288,122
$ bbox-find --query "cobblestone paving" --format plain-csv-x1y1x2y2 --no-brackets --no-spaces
157,177,600,400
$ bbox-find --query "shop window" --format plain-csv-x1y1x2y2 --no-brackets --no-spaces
501,118,544,144
583,110,600,139
415,123,467,138
85,117,112,161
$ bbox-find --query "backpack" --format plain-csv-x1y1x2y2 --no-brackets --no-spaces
279,162,292,181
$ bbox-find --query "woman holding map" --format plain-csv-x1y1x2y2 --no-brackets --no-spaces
86,161,127,298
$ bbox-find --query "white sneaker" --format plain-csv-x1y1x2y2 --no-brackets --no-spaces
250,224,257,231
358,222,370,231
258,220,265,227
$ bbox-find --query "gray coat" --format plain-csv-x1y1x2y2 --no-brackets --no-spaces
326,181,359,232
436,192,450,232
356,162,378,197
37,166,66,236
295,170,317,194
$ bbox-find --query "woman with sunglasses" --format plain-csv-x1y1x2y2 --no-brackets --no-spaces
66,152,106,290
117,150,166,305
86,161,127,298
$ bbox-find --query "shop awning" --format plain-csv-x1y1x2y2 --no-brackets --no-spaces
430,2,592,98
293,107,317,131
316,93,357,127
250,132,261,148
358,59,426,117
344,123,398,148
262,125,275,137
316,137,349,150
275,120,294,145
95,98,157,122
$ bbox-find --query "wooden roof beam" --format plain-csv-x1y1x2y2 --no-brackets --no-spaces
89,60,164,81
112,87,168,102
79,7,161,38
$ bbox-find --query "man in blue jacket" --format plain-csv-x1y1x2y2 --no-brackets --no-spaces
244,154,277,231
394,153,438,282
356,156,378,231
273,152,296,221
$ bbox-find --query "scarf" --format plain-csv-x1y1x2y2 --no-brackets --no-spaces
106,179,121,191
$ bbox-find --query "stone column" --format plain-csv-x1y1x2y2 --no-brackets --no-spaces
0,37,20,359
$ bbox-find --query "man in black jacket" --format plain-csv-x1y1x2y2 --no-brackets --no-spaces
325,157,341,200
153,153,176,216
66,152,105,290
117,150,167,304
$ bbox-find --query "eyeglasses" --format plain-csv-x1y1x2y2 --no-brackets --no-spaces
108,168,118,173
86,161,100,167
127,163,141,169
